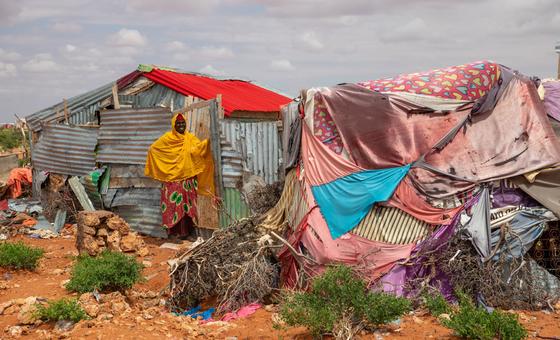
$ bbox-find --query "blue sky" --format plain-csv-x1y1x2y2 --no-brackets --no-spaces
1,0,559,122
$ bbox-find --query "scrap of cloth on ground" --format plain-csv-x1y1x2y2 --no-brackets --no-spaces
145,113,215,196
301,124,410,239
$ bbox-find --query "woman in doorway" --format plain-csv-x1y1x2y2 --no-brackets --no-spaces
145,113,214,239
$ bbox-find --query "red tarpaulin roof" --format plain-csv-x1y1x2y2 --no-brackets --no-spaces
143,68,291,115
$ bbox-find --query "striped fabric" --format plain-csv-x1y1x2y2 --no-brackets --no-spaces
351,205,434,244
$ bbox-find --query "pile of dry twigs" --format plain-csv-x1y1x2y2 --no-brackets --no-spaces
168,217,280,313
244,181,284,215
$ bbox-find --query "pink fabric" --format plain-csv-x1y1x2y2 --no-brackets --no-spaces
387,178,463,225
302,124,362,186
300,208,415,281
221,303,261,321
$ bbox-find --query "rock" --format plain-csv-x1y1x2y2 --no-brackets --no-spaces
439,313,451,321
143,311,154,320
264,304,275,312
0,300,13,315
107,231,121,252
18,299,40,325
82,214,100,228
79,293,99,318
82,235,99,256
51,269,64,275
137,247,150,257
107,216,130,235
54,320,75,332
111,301,130,314
83,226,97,236
96,238,106,246
412,315,424,324
97,228,108,237
4,304,19,315
60,279,70,289
120,232,143,252
96,313,114,321
142,260,152,268
0,281,8,290
7,325,23,338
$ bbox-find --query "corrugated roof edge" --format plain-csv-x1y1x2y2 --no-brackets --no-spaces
137,64,295,99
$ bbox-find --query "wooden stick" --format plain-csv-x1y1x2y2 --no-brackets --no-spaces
111,83,120,109
63,98,69,123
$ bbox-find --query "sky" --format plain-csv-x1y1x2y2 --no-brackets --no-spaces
0,0,559,123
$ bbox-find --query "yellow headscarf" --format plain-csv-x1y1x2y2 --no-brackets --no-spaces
145,113,215,196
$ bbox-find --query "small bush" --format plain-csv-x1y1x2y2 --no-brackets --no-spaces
279,265,410,338
34,298,88,323
66,251,143,293
443,292,527,340
422,291,450,316
0,242,44,270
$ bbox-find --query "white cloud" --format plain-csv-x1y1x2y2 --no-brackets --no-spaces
0,62,17,77
199,64,224,76
52,22,82,33
299,31,324,51
126,0,221,14
22,53,59,73
0,2,22,25
199,46,234,59
270,59,295,71
107,28,147,47
65,44,77,53
165,41,188,52
0,48,21,62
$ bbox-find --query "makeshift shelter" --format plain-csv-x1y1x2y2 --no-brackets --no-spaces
268,61,560,305
25,65,291,237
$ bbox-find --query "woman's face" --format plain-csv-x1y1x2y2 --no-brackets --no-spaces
175,120,186,134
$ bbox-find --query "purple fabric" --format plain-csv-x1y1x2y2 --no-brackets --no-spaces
379,194,481,300
543,81,560,122
492,187,539,208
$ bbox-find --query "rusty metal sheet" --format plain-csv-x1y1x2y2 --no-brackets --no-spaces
97,108,172,165
108,165,160,189
32,124,99,176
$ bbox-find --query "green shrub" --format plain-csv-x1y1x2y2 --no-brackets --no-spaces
442,292,527,340
279,265,410,337
0,128,23,151
34,298,88,323
0,242,44,270
422,291,451,316
66,251,143,293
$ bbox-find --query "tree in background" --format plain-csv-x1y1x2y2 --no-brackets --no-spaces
0,127,23,152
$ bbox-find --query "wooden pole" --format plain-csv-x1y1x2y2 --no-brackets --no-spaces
557,53,560,80
63,98,69,123
111,83,120,109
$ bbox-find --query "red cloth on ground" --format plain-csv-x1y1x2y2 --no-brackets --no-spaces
6,168,32,199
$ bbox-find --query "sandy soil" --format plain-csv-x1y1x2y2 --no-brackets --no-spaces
0,234,559,339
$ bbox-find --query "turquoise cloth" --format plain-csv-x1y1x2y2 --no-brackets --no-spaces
311,164,411,239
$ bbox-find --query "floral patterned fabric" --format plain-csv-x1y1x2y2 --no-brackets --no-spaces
358,61,500,101
161,177,198,230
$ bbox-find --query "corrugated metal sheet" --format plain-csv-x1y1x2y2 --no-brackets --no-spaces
32,124,99,176
220,187,251,227
352,206,432,244
108,165,160,188
97,108,172,164
81,174,103,210
26,82,113,132
120,83,186,109
220,120,282,186
112,205,166,238
105,187,165,237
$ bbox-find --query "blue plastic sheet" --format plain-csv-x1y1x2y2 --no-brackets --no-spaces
176,306,215,320
312,164,411,239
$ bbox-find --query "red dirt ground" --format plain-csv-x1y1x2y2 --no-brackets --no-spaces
0,234,559,339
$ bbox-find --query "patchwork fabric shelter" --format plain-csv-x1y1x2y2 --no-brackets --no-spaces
269,60,560,298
